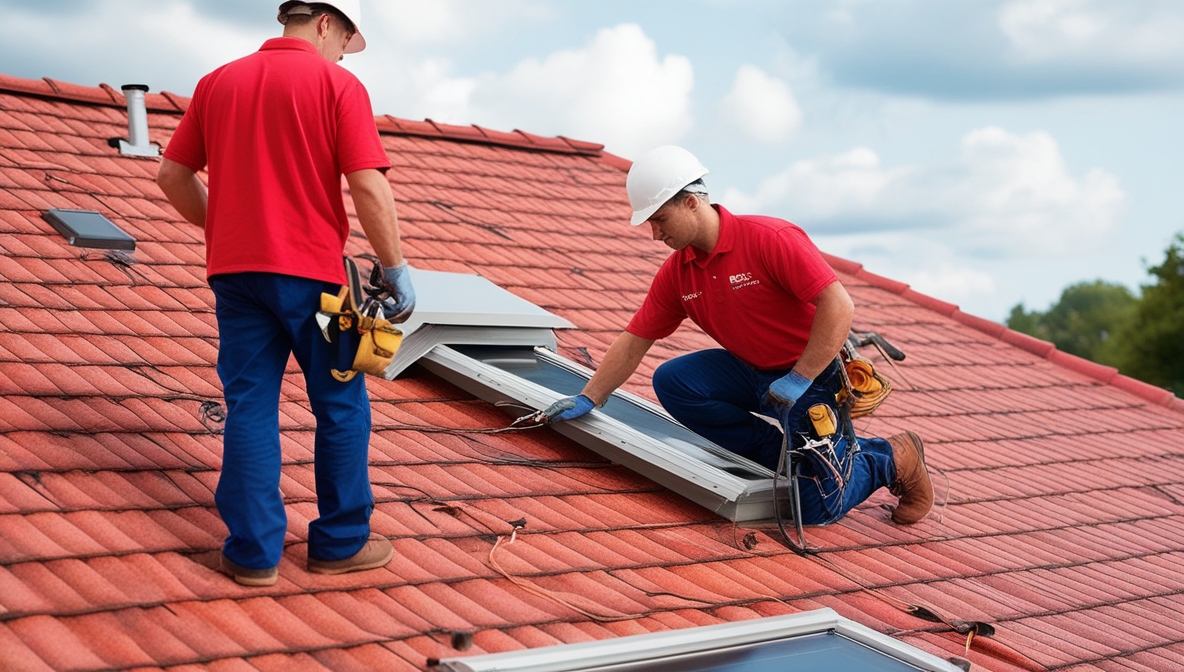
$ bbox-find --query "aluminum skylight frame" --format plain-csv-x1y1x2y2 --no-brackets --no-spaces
418,344,778,521
435,608,964,672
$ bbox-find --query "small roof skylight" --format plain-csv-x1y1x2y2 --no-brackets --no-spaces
42,208,136,251
436,608,965,672
394,268,776,522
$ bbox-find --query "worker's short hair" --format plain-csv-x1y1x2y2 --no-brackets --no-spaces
279,3,354,34
671,179,710,207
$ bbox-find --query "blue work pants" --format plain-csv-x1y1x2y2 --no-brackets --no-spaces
653,349,896,525
210,272,373,569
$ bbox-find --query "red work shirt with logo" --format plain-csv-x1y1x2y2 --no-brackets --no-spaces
627,205,838,370
164,37,391,285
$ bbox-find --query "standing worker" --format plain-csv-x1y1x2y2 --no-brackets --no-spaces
156,1,414,586
533,146,933,528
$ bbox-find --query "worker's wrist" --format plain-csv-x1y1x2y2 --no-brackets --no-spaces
769,370,813,407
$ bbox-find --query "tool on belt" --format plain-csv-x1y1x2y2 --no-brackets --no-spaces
315,256,405,382
776,329,905,555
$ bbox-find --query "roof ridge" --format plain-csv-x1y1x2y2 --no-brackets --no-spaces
375,115,606,158
0,73,613,160
0,73,187,112
821,251,1184,414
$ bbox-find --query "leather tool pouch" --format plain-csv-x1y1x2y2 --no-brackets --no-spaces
316,257,403,382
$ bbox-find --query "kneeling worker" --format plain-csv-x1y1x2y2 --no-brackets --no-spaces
533,146,933,527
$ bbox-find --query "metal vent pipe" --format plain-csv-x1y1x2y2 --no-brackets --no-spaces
118,84,160,157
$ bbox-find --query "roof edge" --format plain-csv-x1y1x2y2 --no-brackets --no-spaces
825,250,1184,412
0,73,187,112
376,115,605,158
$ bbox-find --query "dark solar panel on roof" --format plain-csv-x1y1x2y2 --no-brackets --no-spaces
42,208,136,251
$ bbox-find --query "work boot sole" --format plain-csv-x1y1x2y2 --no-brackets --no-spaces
220,554,278,587
308,533,394,575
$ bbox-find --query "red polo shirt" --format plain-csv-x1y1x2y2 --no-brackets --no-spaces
627,205,837,370
164,38,391,284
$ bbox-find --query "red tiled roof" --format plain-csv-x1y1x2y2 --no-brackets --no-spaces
2,73,1184,671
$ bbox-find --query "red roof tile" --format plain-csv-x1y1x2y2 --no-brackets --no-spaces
1,72,1183,672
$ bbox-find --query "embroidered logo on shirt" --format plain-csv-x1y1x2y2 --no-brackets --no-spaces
729,272,760,290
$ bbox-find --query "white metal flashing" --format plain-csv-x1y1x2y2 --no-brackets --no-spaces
383,268,574,379
436,608,964,672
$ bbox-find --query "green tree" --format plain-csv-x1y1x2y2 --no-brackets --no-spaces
1113,234,1184,396
1007,280,1137,366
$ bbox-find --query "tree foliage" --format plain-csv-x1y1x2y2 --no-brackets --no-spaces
1113,234,1184,396
1007,280,1137,366
1006,233,1184,398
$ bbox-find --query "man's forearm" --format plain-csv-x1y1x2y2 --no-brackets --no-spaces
156,158,207,228
346,168,405,268
792,281,854,380
581,332,655,405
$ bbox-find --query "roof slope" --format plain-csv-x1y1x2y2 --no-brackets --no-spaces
2,73,1184,672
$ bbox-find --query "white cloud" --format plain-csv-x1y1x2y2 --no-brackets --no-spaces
490,24,694,154
368,0,553,48
720,65,803,143
723,126,1125,257
392,23,694,157
818,233,998,306
999,0,1184,64
5,0,266,92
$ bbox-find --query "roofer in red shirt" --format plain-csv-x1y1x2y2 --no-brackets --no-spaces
156,0,413,586
533,146,933,529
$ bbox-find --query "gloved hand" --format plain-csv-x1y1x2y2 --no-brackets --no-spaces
379,262,416,323
515,394,596,426
767,370,813,416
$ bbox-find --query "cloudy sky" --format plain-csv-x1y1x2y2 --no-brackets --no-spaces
5,0,1181,321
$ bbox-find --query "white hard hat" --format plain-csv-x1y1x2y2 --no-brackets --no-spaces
626,145,709,226
279,0,366,54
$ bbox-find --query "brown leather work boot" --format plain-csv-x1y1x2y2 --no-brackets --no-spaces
220,554,278,587
887,430,934,524
308,532,394,575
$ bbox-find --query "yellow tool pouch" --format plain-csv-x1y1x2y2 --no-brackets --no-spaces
316,257,403,382
840,355,892,418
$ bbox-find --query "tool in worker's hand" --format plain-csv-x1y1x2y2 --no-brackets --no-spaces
510,394,596,428
368,260,415,323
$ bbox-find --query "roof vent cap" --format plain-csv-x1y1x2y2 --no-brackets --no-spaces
115,84,160,157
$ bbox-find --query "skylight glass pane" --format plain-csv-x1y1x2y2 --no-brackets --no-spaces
581,633,925,671
451,344,769,481
42,208,136,251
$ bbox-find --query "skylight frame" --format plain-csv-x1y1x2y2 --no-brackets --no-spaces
42,208,136,251
434,608,964,672
418,344,778,520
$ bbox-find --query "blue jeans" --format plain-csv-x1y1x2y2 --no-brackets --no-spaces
653,349,896,525
210,272,373,569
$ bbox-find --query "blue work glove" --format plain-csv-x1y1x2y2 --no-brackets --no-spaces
380,262,416,323
537,394,596,424
767,370,813,420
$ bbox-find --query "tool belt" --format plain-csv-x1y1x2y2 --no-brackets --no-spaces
315,256,404,382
